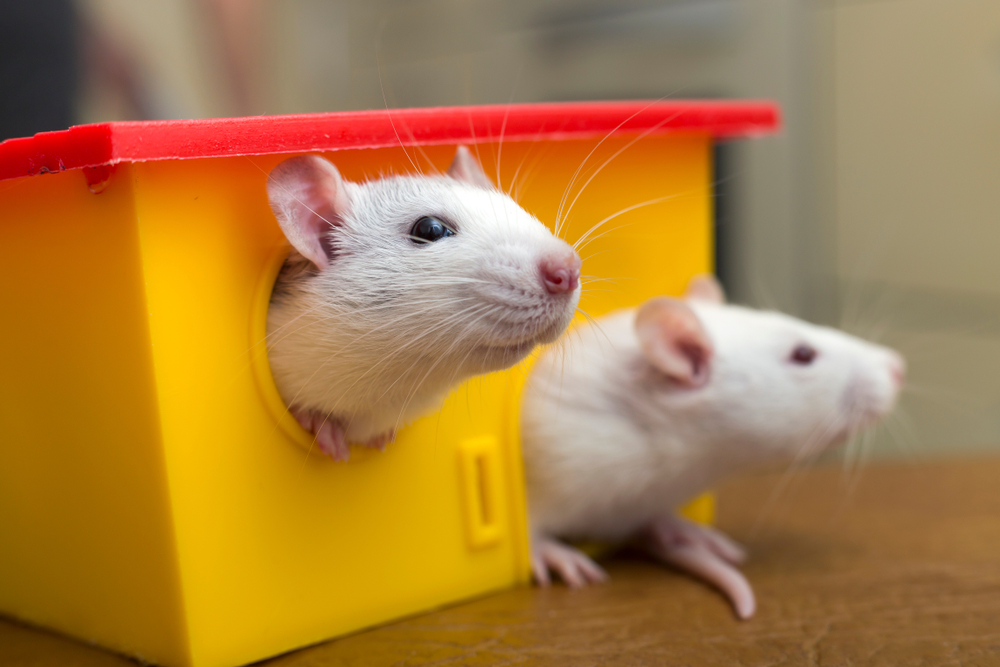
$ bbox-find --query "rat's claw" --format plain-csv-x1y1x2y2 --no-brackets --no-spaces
291,408,350,461
291,407,315,433
648,515,747,564
688,522,747,565
361,430,395,452
640,515,756,619
315,420,350,461
531,550,552,587
532,537,608,589
652,540,756,619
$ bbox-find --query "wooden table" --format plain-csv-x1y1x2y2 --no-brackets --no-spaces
4,458,1000,666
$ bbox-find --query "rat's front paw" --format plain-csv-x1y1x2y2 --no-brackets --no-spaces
638,515,755,619
360,430,395,452
291,408,350,462
531,536,608,589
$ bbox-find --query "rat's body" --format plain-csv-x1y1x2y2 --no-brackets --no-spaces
267,147,581,460
521,276,904,618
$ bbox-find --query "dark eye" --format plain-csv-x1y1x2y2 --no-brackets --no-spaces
410,216,455,244
790,344,817,365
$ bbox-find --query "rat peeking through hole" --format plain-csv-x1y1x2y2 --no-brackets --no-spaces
266,146,582,461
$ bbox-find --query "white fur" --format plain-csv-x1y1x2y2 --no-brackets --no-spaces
268,172,580,442
522,300,904,543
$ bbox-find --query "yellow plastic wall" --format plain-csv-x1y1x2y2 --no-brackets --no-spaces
0,133,711,667
0,167,190,664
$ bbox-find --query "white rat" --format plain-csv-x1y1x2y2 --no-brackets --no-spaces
521,275,904,619
267,146,581,461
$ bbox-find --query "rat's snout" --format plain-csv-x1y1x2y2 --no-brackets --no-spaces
540,249,582,295
888,352,907,388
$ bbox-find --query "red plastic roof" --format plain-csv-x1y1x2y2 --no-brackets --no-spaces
0,100,779,183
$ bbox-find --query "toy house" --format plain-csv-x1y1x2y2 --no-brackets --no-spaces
0,101,778,667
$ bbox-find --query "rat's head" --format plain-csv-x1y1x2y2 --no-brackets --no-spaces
633,276,905,463
266,147,581,375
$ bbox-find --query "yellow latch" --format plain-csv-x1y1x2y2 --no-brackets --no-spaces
458,436,506,549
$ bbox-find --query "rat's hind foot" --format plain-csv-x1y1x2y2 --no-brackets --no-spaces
639,515,755,619
291,408,350,462
531,536,608,589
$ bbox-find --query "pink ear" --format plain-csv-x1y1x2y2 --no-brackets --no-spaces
635,297,714,387
447,146,495,189
267,155,351,271
685,274,726,304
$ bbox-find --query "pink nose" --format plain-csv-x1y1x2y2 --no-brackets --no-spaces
889,354,907,387
540,251,581,295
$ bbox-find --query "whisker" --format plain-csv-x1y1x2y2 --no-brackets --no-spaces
750,405,842,538
374,20,420,175
495,64,523,193
553,94,682,239
559,110,685,235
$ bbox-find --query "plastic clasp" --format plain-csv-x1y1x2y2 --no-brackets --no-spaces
458,436,505,549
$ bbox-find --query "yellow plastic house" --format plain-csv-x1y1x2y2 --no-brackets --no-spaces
0,101,778,667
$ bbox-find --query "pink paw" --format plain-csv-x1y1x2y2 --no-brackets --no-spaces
531,536,608,589
638,515,755,619
361,430,395,452
291,408,350,462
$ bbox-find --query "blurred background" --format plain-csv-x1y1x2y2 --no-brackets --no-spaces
3,0,999,461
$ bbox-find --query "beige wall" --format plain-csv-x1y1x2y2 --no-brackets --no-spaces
78,0,227,121
831,0,1000,458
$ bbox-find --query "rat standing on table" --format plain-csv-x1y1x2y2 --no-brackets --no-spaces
521,275,905,618
266,146,582,461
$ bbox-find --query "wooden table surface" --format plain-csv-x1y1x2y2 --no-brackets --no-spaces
4,458,1000,666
